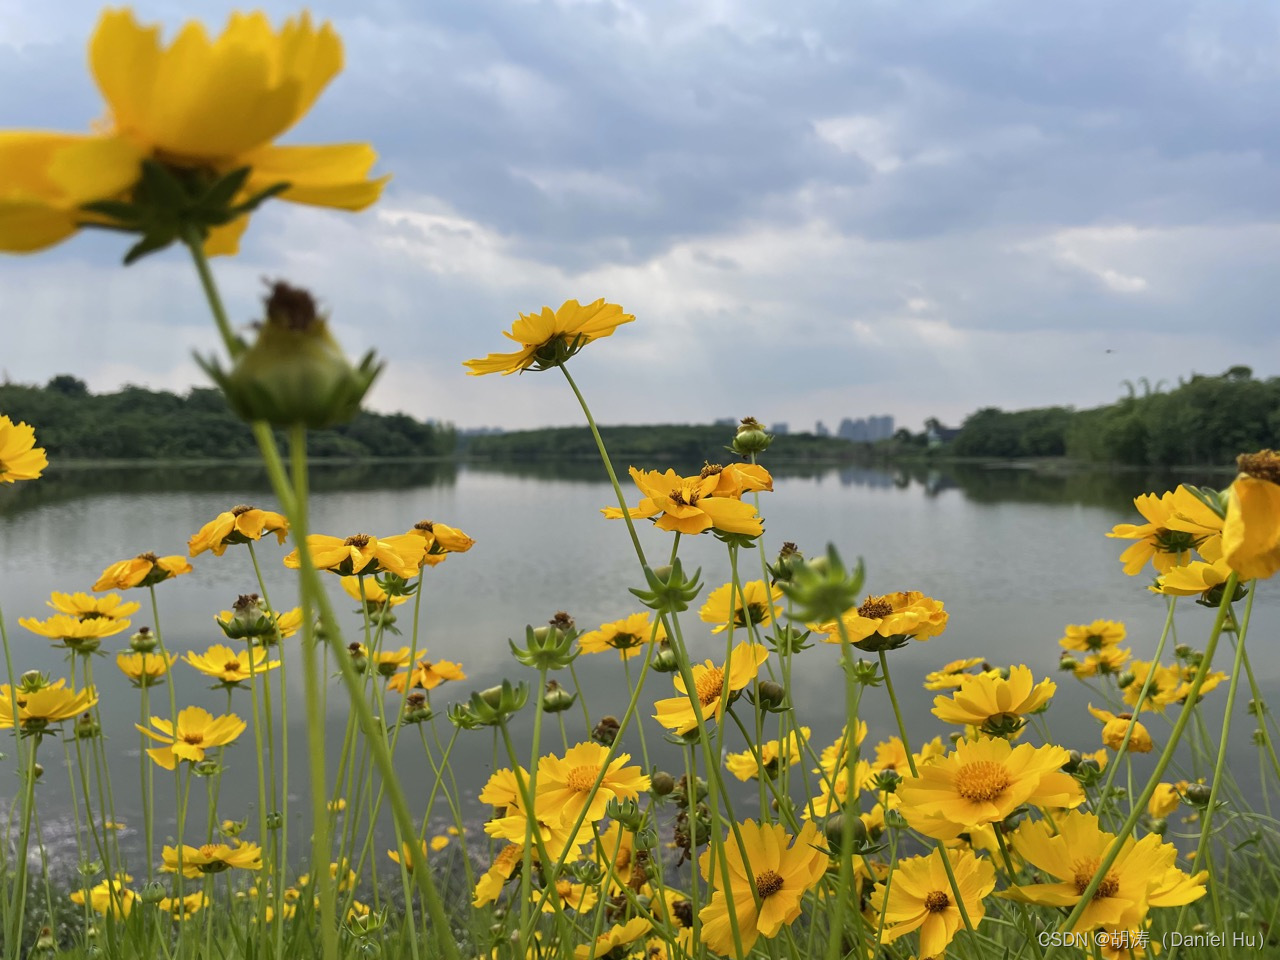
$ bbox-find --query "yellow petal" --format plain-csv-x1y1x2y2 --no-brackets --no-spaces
1223,476,1280,580
244,143,388,210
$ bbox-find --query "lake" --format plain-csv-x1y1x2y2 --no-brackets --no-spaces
1,459,1274,866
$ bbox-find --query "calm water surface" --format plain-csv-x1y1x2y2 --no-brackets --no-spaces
1,460,1274,862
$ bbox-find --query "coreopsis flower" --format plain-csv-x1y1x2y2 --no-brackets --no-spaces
0,679,99,732
398,519,476,568
188,505,288,557
931,665,1056,736
1148,782,1184,819
387,840,429,872
116,651,176,687
137,706,246,770
874,847,996,958
573,918,651,960
535,741,651,826
1151,557,1232,598
539,877,597,914
157,892,205,921
1004,811,1206,932
162,841,262,877
19,613,130,652
464,299,634,375
385,656,466,693
0,415,47,482
1059,619,1126,652
698,462,774,498
46,591,139,620
1122,660,1190,712
1088,705,1154,753
1222,450,1280,579
1068,647,1130,679
93,553,193,591
479,767,527,809
726,727,811,781
603,467,763,537
923,657,989,691
808,591,948,652
697,820,827,956
577,612,666,660
653,642,769,735
483,793,594,854
805,758,874,820
352,645,411,678
870,735,947,776
814,721,868,778
473,844,522,906
591,822,639,890
283,533,418,578
896,738,1083,841
70,876,137,917
0,10,386,257
184,644,281,685
1106,486,1223,576
699,580,784,634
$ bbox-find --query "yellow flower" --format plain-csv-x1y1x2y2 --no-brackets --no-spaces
577,612,665,660
184,644,281,685
874,847,995,958
430,835,450,852
698,462,774,499
1151,557,1232,597
188,505,288,557
653,642,769,735
18,613,130,652
70,877,136,917
726,727,811,782
1059,619,1126,652
387,839,429,872
535,741,651,826
157,892,205,921
931,665,1055,734
162,841,262,877
1121,660,1185,712
116,651,176,687
398,519,476,567
0,679,99,732
0,415,47,482
591,822,639,891
473,844,522,906
814,722,868,778
1088,705,1154,753
896,738,1083,840
1069,647,1130,679
1222,451,1280,580
465,299,635,376
93,552,192,591
283,533,418,578
603,467,763,537
46,591,139,620
809,591,948,651
539,877,598,914
1148,782,1183,819
1004,810,1206,932
573,917,651,960
340,576,408,608
805,758,874,820
137,706,246,770
699,580,784,634
385,656,466,693
923,657,988,690
870,735,946,776
479,767,527,809
1106,486,1222,576
0,11,386,256
697,820,827,956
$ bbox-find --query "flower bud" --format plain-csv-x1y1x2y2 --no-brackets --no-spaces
756,680,786,710
1117,670,1136,689
592,715,620,747
650,771,676,797
32,762,44,780
1149,816,1168,836
823,813,867,855
1058,655,1079,672
650,643,680,673
540,680,577,714
140,880,167,904
130,627,158,653
75,713,100,740
1185,782,1213,807
731,417,773,456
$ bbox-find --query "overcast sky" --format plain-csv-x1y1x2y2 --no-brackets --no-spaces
2,0,1278,432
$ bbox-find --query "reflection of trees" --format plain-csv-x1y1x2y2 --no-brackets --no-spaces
0,460,457,518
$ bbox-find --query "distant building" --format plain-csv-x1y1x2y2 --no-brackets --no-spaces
925,423,962,449
714,417,736,427
836,415,894,443
814,420,830,437
770,422,789,436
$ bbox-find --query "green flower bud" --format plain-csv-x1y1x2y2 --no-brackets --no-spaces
140,880,167,905
1184,782,1213,807
823,813,867,855
130,627,158,653
540,679,578,714
1117,671,1136,690
731,417,773,456
650,642,680,673
592,715,620,747
650,771,676,797
1149,816,1168,836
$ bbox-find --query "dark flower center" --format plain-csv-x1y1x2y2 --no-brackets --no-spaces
700,463,723,478
413,520,436,532
344,534,371,548
925,890,950,912
230,504,255,516
858,596,893,620
755,869,784,899
265,280,320,331
1238,450,1280,485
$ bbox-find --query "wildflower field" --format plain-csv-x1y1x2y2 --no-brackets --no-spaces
2,8,1279,960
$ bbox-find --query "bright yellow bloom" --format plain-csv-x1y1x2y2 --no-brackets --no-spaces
1122,660,1186,712
874,847,996,958
1148,782,1183,819
162,841,262,877
46,591,139,620
814,721,868,778
1151,557,1232,597
1005,810,1206,932
726,727,811,782
573,918,650,960
805,758,873,820
536,741,650,826
137,706,246,770
1059,619,1126,652
283,533,418,578
18,613,130,651
188,505,288,557
483,795,593,857
539,877,597,914
387,839,429,872
116,651,176,686
465,299,634,376
577,612,665,660
184,644,281,685
896,738,1083,840
0,415,47,482
0,10,385,256
1068,647,1130,679
1088,705,1154,753
699,580,783,634
923,657,988,690
479,767,527,809
1106,486,1223,576
0,680,99,732
93,553,192,591
430,835,450,852
697,820,827,956
340,576,408,608
931,665,1055,733
157,892,205,920
870,735,947,776
698,462,773,499
473,844,522,906
653,642,769,735
603,466,763,537
1222,452,1280,580
70,876,136,917
809,591,948,650
397,519,476,568
385,656,466,693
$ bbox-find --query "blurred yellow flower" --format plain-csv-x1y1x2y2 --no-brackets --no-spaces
70,877,136,917
1148,781,1184,819
573,917,650,960
0,415,47,482
162,841,262,877
116,651,176,687
726,727,810,782
188,505,288,557
465,299,634,376
923,657,988,691
1059,619,1126,652
93,552,192,591
340,576,408,608
386,656,466,692
577,612,665,660
1222,451,1280,580
46,591,139,620
283,533,418,578
137,706,246,770
603,466,763,537
0,679,99,732
1089,705,1154,753
19,613,129,651
699,580,783,634
1068,647,1130,679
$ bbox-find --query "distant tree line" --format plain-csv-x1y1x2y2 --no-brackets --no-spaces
0,376,456,460
948,367,1279,466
